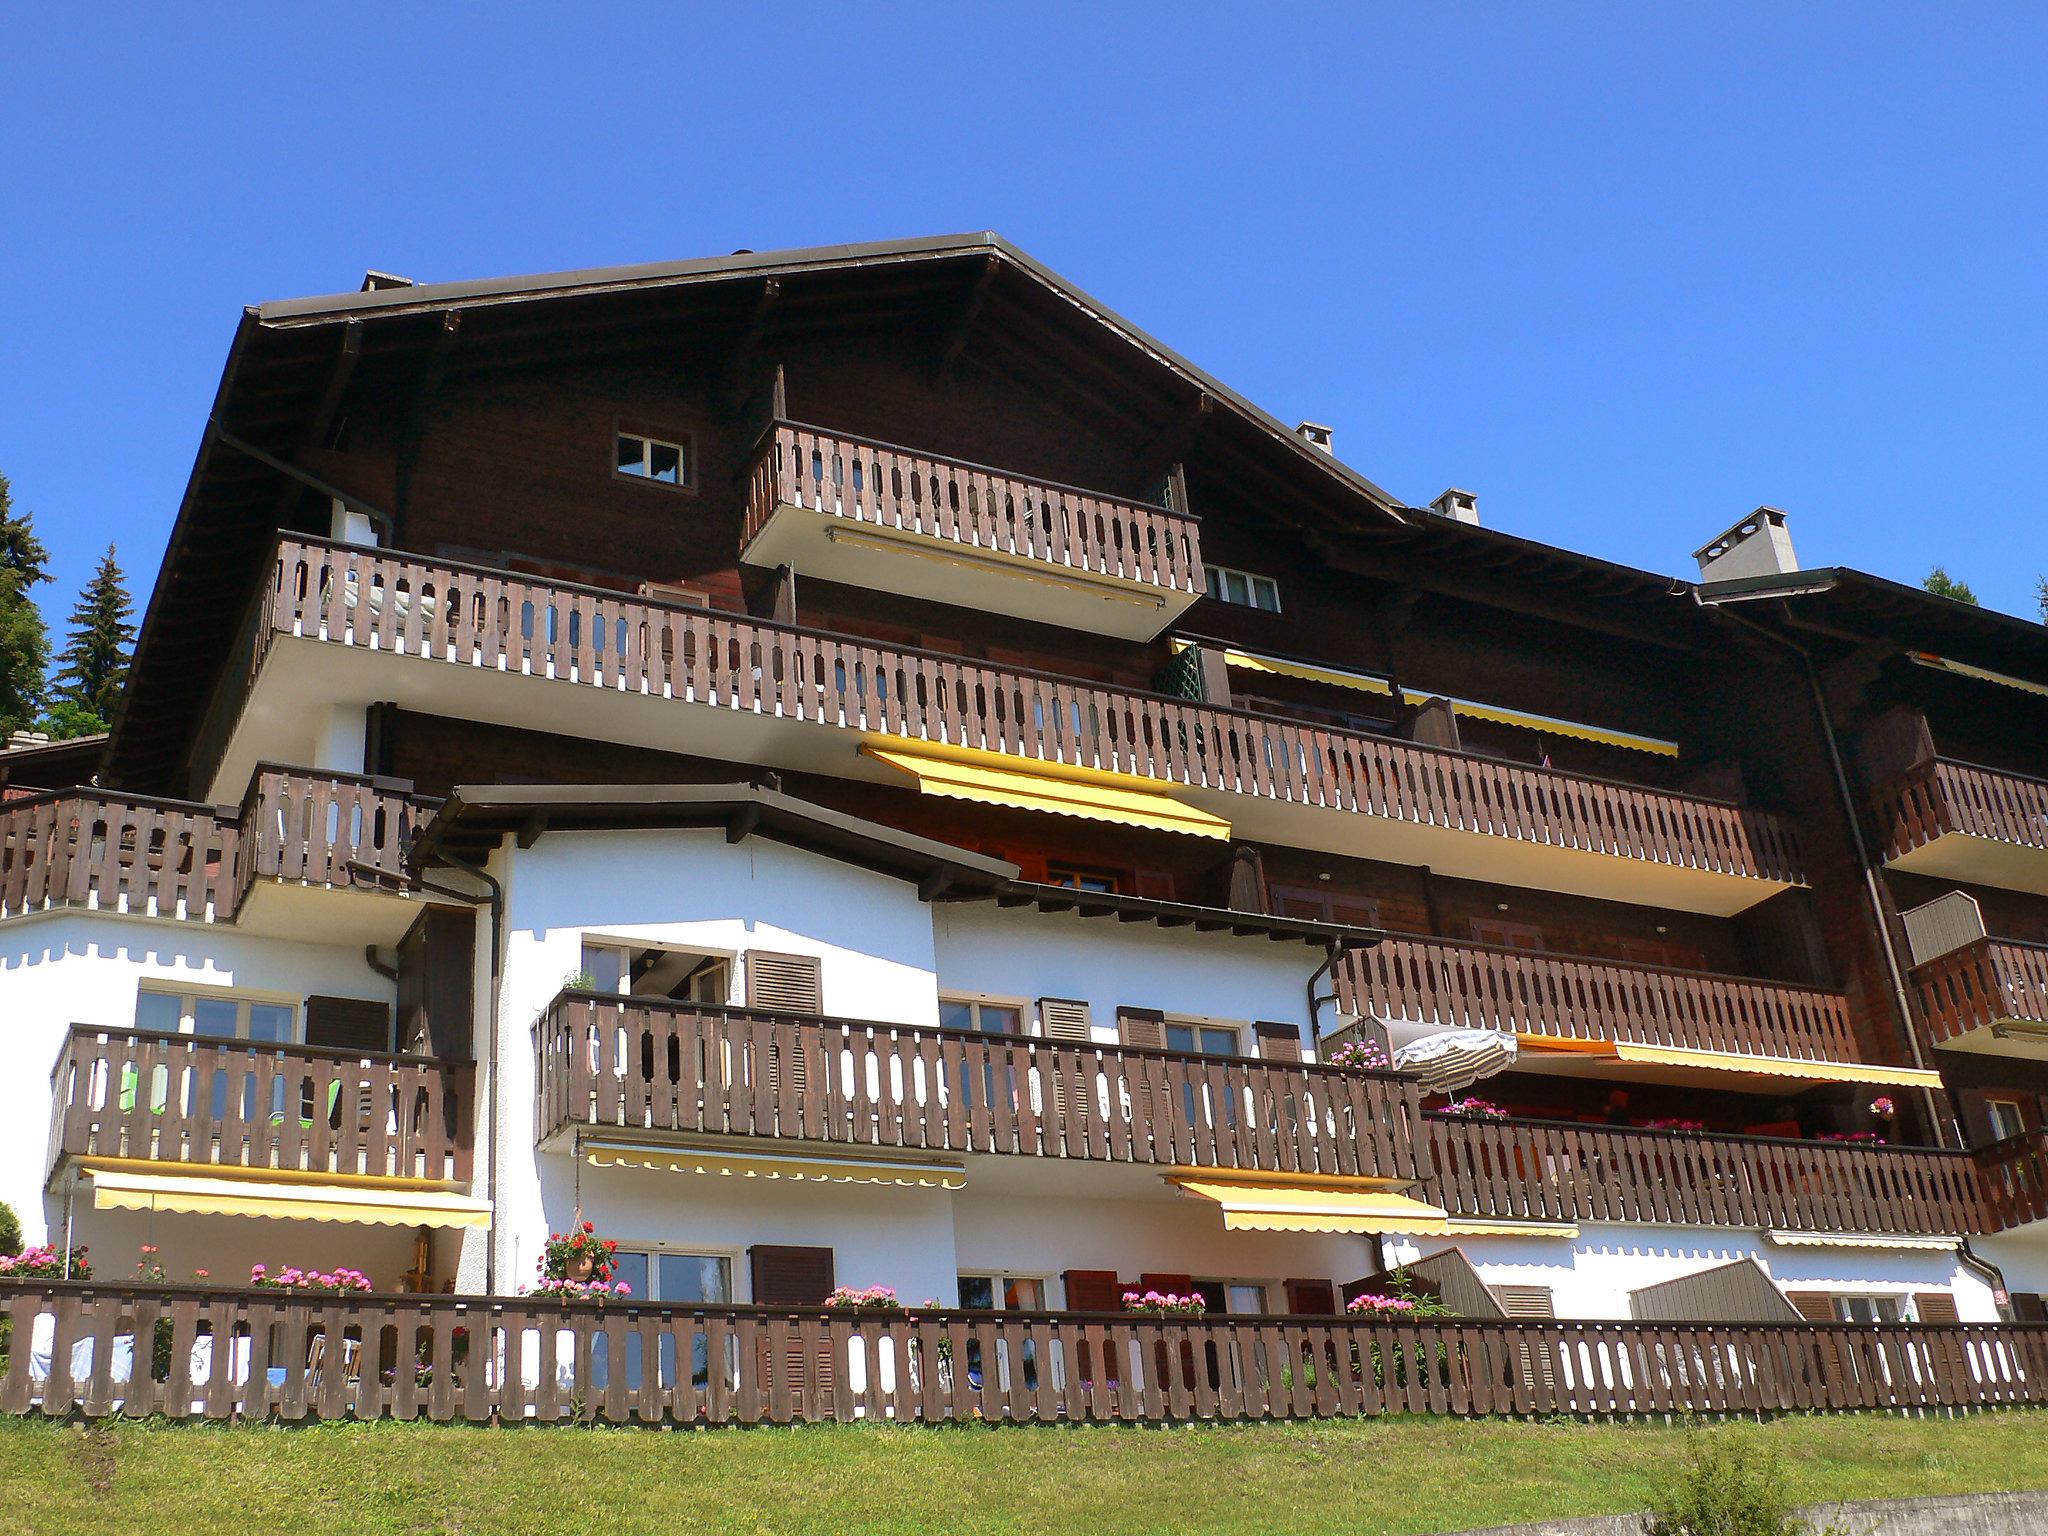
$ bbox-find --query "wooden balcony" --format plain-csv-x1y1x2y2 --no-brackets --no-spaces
536,993,1427,1183
1421,1116,1982,1237
1911,937,2048,1058
47,1024,473,1183
1975,1131,2048,1230
741,423,1203,640
11,1280,2048,1425
1343,935,1859,1066
248,537,1805,912
0,767,422,939
1875,758,2048,895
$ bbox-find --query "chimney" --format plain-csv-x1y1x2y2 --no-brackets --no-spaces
1294,421,1335,454
360,270,415,292
1428,488,1480,526
1694,507,1798,582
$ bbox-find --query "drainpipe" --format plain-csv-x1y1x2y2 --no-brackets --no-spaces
1305,937,1350,1051
439,848,505,1295
1694,595,1946,1143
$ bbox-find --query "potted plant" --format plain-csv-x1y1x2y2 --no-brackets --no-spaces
0,1244,91,1280
249,1264,374,1293
1322,1038,1390,1072
542,1221,618,1284
823,1285,903,1311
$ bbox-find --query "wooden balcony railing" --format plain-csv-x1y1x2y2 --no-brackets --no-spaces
264,536,1805,885
1911,937,2048,1050
1975,1131,2048,1230
10,1281,2047,1425
0,788,238,923
1421,1116,1983,1236
48,1025,473,1183
0,768,420,929
536,994,1427,1183
741,422,1204,595
1343,936,1859,1063
1877,758,2048,863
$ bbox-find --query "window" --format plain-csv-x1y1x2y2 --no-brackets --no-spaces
1834,1295,1906,1324
134,987,300,1120
1271,885,1380,927
614,430,694,490
1166,1020,1242,1057
597,1249,735,1390
1188,1281,1269,1315
1205,564,1281,613
1046,863,1122,894
959,1273,1046,1389
1988,1098,2027,1142
581,940,731,1005
940,998,1024,1036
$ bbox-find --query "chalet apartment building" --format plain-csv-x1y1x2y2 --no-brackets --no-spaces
6,233,2048,1339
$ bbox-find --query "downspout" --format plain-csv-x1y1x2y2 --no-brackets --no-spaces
1694,595,1946,1142
439,848,505,1296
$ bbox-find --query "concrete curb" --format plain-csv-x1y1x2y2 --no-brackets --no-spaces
1448,1489,2048,1535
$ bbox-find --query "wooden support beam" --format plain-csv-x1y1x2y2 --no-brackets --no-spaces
1134,394,1214,486
263,320,363,528
725,803,762,845
516,812,548,849
724,278,782,412
934,256,999,382
393,311,461,528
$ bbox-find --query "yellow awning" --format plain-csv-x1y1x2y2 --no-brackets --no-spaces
585,1139,966,1190
1442,1219,1581,1239
1610,1042,1944,1089
1766,1230,1958,1251
1169,1175,1450,1235
1175,641,1680,756
861,738,1231,840
86,1167,491,1229
1909,651,2048,700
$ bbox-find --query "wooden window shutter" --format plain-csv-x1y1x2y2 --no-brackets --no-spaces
1493,1284,1557,1393
304,995,392,1053
1062,1269,1123,1313
1254,1021,1303,1063
1784,1290,1836,1323
1117,1008,1166,1050
1132,870,1176,902
1037,999,1093,1041
745,951,822,1013
1038,998,1092,1129
1139,1272,1194,1296
1283,1279,1336,1316
748,1244,835,1306
1913,1292,1961,1324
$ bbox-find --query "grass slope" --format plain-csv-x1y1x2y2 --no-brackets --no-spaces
5,1412,2048,1536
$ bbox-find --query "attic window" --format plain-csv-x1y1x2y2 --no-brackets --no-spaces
615,429,695,491
1205,564,1281,613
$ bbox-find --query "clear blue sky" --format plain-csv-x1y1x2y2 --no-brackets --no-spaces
4,4,2044,635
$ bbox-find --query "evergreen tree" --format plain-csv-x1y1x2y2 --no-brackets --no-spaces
0,472,51,734
47,545,134,733
1923,566,1979,605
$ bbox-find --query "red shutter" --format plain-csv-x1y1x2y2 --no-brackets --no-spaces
1139,1272,1193,1296
1062,1270,1124,1313
1283,1279,1336,1316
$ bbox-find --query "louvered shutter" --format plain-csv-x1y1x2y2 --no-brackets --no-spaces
749,1244,836,1407
1913,1292,1960,1324
746,952,821,1106
1117,1008,1166,1050
1037,998,1092,1134
304,995,392,1052
1064,1269,1124,1387
1254,1021,1303,1063
1784,1290,1836,1323
1283,1279,1336,1316
1493,1284,1557,1397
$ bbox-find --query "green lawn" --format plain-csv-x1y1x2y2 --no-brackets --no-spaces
4,1411,2047,1536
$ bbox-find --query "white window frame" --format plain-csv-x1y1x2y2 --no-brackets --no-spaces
956,1271,1052,1311
1987,1098,2027,1142
579,937,735,1006
607,1241,743,1303
1833,1294,1908,1324
613,429,695,491
1205,563,1282,613
1192,1278,1274,1315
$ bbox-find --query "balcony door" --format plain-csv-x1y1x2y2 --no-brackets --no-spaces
133,988,299,1121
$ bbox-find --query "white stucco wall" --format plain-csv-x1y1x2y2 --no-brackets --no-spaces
481,829,947,1291
932,901,1323,1048
0,910,394,1247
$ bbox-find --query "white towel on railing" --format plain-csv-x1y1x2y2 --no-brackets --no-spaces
341,570,438,622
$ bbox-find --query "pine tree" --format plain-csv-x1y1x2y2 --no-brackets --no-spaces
1923,566,1979,605
46,545,134,734
0,473,49,735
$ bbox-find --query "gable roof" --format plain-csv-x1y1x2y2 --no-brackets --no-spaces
110,233,1428,791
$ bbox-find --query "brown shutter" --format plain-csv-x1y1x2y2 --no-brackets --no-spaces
1914,1292,1961,1324
397,905,475,1060
2013,1293,2048,1323
1283,1279,1336,1316
1784,1290,1836,1323
745,951,823,1013
1038,998,1093,1127
1117,1008,1166,1050
1492,1284,1557,1393
1139,1272,1194,1296
304,995,392,1053
1062,1269,1123,1313
749,1244,835,1306
1254,1021,1303,1063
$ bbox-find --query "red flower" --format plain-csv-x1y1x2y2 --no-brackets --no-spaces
582,1221,595,1234
603,1240,616,1250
